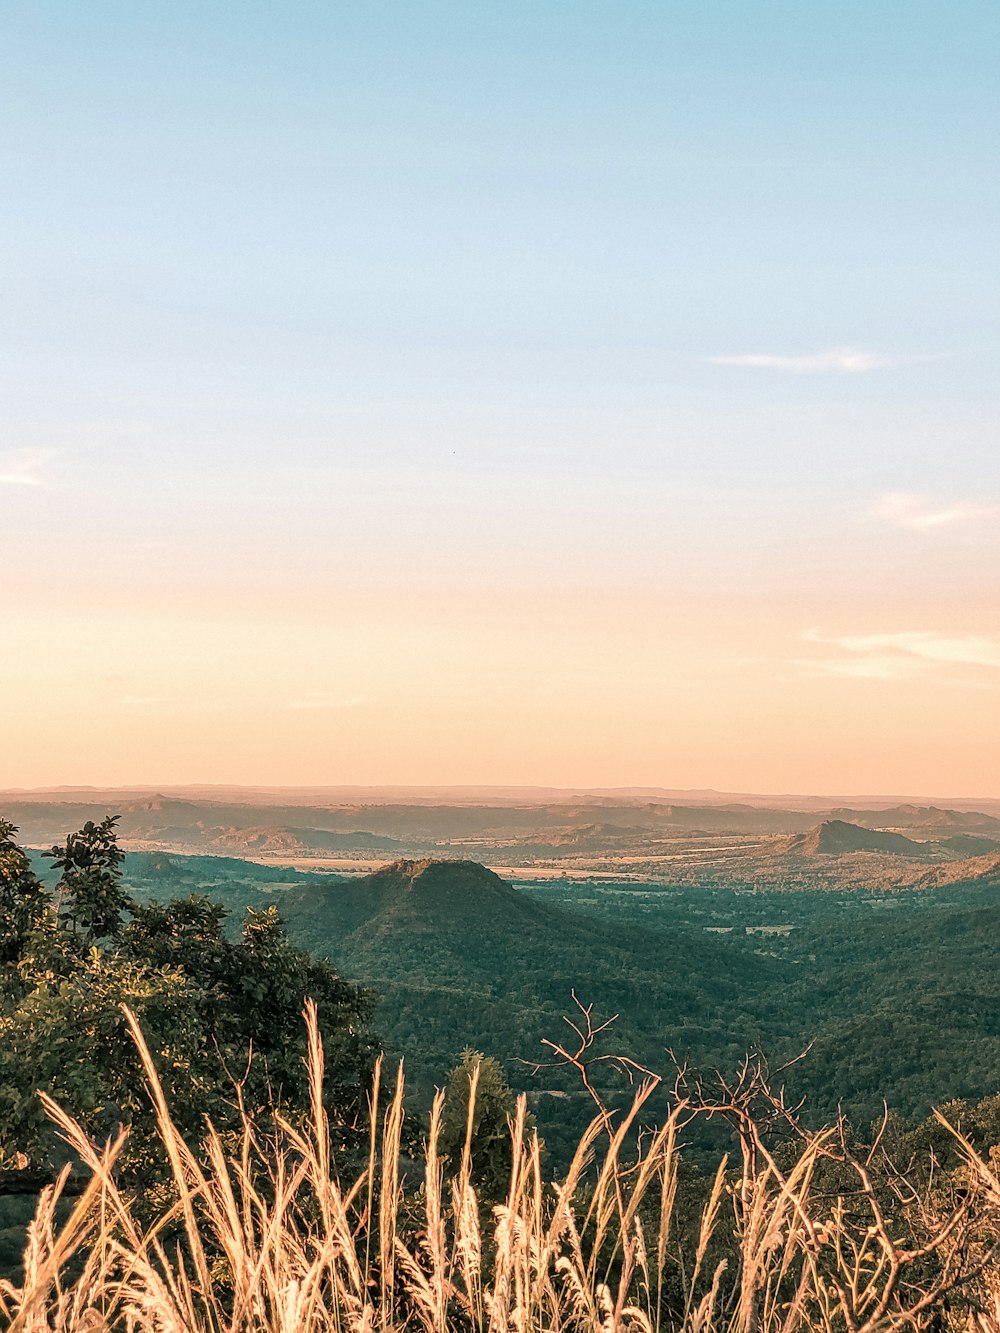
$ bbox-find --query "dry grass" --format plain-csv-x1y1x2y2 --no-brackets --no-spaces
1,1005,999,1333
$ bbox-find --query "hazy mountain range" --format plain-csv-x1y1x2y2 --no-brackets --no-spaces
4,783,1000,815
7,787,1000,893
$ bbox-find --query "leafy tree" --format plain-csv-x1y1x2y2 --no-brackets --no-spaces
119,897,377,1125
0,822,49,965
0,818,379,1185
46,815,132,944
439,1049,536,1201
0,942,205,1183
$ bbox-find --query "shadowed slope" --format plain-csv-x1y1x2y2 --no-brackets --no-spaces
270,858,778,1096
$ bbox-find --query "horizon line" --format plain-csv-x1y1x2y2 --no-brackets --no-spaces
2,781,999,807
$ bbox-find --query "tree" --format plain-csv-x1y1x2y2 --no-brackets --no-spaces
439,1049,535,1201
119,896,377,1128
0,938,204,1184
0,822,49,965
46,815,132,944
0,817,379,1186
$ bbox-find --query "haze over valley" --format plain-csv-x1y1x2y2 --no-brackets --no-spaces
6,784,1000,893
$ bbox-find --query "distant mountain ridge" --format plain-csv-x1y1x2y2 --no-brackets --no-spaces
210,826,403,854
4,783,1000,815
7,793,1000,852
834,805,1000,833
8,793,1000,900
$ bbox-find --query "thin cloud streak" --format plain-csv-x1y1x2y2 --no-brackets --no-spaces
707,347,894,374
0,449,53,487
789,655,923,681
876,491,1000,530
800,629,1000,673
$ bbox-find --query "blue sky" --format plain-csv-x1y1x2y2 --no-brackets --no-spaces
4,2,998,474
2,2,999,791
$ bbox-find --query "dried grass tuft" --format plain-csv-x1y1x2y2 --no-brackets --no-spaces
2,1006,998,1333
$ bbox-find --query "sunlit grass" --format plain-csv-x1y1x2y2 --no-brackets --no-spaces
2,1004,998,1332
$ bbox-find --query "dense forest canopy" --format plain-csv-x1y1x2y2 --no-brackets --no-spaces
0,817,377,1186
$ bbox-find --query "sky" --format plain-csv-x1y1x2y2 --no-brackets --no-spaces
2,1,999,795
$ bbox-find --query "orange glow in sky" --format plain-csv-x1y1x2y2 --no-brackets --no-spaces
3,5,998,797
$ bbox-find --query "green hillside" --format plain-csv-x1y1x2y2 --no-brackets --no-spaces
118,851,1000,1147
248,859,779,1096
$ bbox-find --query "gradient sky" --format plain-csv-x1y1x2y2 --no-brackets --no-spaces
3,1,999,795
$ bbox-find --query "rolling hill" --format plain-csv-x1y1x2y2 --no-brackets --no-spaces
782,820,928,857
267,859,779,1093
122,854,781,1108
114,848,1000,1138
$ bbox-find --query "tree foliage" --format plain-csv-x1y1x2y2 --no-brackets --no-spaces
0,822,49,966
46,815,131,944
0,818,379,1184
439,1048,536,1201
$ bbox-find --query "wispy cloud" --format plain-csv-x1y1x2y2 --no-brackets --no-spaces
0,449,53,487
789,654,924,681
875,491,999,530
797,629,1000,680
285,692,368,711
707,347,894,374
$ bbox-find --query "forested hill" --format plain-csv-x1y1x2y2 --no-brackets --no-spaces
116,851,1000,1145
251,858,778,1096
120,854,779,1105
